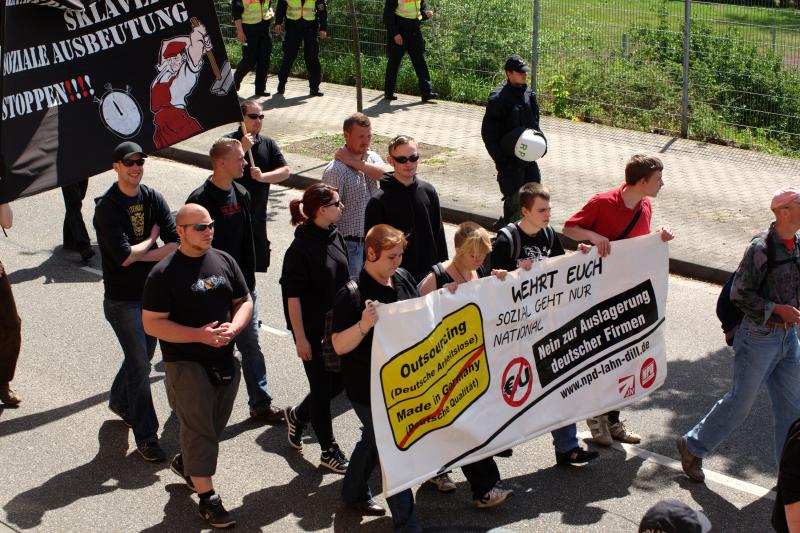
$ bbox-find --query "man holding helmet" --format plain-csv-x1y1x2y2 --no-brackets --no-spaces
481,55,546,227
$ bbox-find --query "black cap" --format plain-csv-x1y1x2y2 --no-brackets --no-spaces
639,500,711,533
504,55,531,73
113,141,147,163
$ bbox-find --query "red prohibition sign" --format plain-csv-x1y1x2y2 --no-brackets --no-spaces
501,357,533,407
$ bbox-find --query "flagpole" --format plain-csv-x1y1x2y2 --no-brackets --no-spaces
240,122,256,167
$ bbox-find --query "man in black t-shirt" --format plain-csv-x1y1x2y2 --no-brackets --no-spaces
774,418,800,532
93,141,179,463
143,203,252,529
489,183,599,468
225,99,290,271
186,137,284,423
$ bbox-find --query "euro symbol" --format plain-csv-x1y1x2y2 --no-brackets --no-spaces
503,366,531,396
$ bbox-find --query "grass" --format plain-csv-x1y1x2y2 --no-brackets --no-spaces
217,0,800,158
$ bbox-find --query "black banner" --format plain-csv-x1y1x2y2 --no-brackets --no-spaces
1,0,241,203
532,280,658,387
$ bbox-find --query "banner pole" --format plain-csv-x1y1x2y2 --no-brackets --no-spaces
240,122,256,167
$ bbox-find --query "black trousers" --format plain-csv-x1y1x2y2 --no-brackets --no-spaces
461,457,500,499
278,20,321,90
497,161,541,226
384,22,432,97
61,179,90,251
295,350,345,450
0,261,21,384
234,21,274,94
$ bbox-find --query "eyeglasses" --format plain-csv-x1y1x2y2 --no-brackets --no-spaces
323,200,343,208
180,221,215,231
393,154,420,164
246,113,265,120
120,159,145,167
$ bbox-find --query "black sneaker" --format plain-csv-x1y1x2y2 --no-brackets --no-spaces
320,444,349,474
555,446,600,466
309,89,324,97
384,93,398,101
198,494,236,529
137,441,166,462
276,83,286,95
170,453,196,491
421,92,439,102
285,406,305,450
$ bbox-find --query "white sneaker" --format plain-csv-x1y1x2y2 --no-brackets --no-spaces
427,473,456,493
610,420,641,444
474,483,513,509
586,415,613,446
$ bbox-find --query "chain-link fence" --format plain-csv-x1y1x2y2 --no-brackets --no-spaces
215,0,800,157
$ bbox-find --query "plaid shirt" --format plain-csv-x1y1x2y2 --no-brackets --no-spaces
321,150,384,238
731,224,800,324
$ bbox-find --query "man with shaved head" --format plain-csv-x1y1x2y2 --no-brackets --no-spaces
187,138,284,424
143,203,252,528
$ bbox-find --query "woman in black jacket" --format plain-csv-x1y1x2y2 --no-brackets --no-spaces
280,183,350,473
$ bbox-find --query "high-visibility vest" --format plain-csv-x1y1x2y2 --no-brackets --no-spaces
241,0,272,24
286,0,316,21
395,0,421,20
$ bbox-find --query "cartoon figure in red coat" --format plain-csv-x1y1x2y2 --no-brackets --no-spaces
151,22,211,149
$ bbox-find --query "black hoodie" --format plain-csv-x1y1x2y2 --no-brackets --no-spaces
93,183,178,301
364,173,448,282
280,222,349,345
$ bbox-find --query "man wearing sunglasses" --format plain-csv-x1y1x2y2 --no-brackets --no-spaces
225,99,290,273
93,141,180,463
364,134,447,283
143,203,252,528
186,137,285,424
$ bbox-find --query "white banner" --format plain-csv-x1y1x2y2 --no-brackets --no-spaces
370,234,669,496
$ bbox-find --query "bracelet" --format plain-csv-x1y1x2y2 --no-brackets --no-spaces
357,321,368,337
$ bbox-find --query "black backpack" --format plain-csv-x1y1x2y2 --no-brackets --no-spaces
482,222,555,272
716,231,799,346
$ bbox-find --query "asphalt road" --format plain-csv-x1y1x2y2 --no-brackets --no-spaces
0,158,778,532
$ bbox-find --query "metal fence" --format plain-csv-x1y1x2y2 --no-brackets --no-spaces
214,0,800,157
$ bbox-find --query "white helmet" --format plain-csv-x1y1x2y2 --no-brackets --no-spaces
501,127,547,162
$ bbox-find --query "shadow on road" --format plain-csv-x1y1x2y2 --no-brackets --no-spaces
3,421,163,530
8,249,101,285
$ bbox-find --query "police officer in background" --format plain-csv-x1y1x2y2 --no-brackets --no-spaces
383,0,438,102
274,0,327,97
481,55,544,226
233,0,276,98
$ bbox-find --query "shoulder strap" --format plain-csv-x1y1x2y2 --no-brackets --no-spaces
616,207,643,241
544,225,555,251
432,263,448,289
500,223,522,261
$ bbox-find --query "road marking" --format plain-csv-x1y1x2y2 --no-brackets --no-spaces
259,323,289,337
80,266,103,276
577,431,775,501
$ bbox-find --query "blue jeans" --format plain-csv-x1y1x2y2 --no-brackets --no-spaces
552,423,579,453
234,290,273,409
685,318,800,464
344,239,364,279
343,401,420,533
104,299,159,446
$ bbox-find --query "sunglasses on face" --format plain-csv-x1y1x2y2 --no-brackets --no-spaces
324,200,343,208
393,154,420,164
246,113,265,120
180,221,215,231
120,159,145,167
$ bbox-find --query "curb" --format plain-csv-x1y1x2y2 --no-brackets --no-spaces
156,147,732,286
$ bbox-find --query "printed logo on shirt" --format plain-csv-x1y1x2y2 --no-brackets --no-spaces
128,203,145,239
190,275,227,292
221,204,241,217
516,244,551,266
